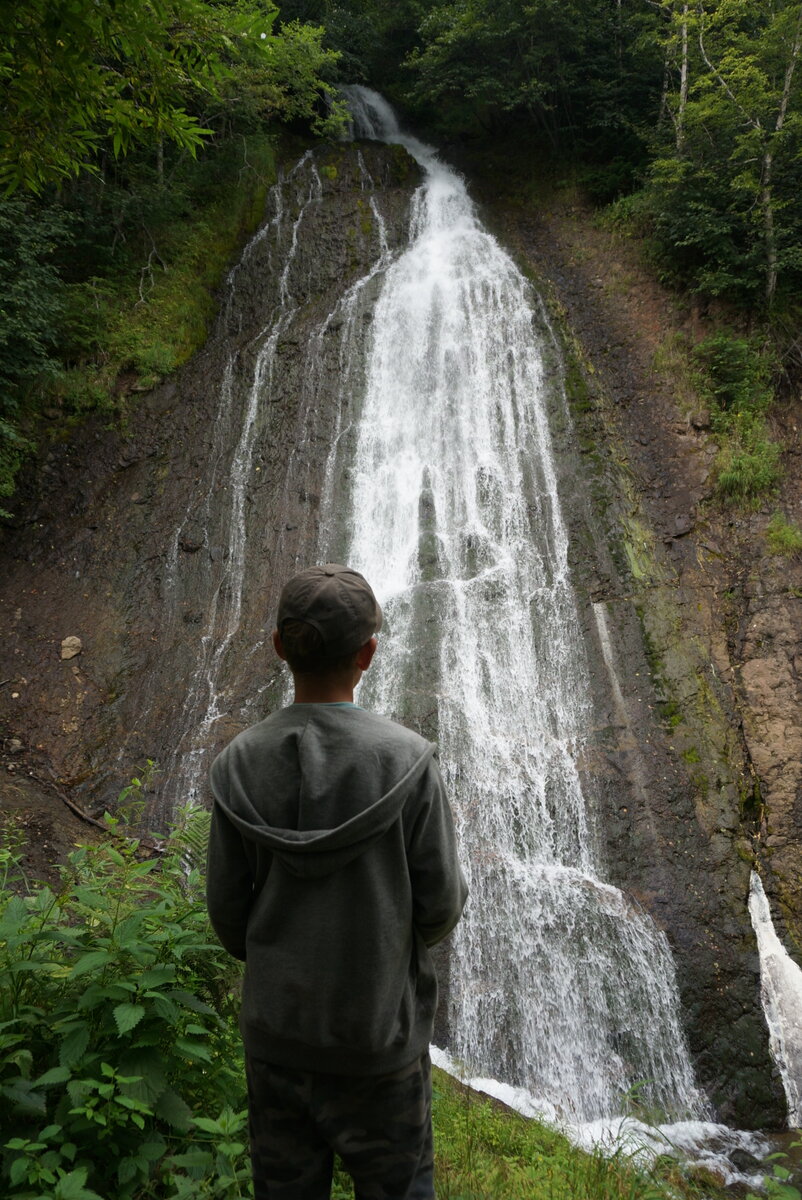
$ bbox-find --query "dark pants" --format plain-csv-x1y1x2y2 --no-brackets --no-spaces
245,1051,434,1200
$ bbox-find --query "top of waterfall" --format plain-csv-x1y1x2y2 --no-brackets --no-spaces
340,85,401,142
340,85,440,172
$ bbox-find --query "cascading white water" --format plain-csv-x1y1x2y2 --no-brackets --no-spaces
160,151,392,811
338,87,705,1123
749,872,802,1126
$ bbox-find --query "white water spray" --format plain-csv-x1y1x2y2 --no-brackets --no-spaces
338,87,704,1123
749,872,802,1126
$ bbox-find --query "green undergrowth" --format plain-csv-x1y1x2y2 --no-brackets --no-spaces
766,511,802,557
692,330,782,507
425,1074,721,1200
53,135,276,414
602,195,786,509
0,806,784,1200
0,134,276,512
650,326,783,507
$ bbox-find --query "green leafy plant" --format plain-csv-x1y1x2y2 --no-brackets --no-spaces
0,808,248,1199
689,331,782,505
745,1145,802,1200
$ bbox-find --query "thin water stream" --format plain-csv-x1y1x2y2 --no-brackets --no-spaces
749,872,802,1127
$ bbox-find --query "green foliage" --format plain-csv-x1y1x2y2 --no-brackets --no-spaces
691,331,782,504
0,0,348,515
713,416,782,504
693,331,774,417
0,0,345,196
0,132,276,511
641,0,802,307
0,198,72,510
0,810,249,1199
1,0,217,195
745,1145,802,1200
403,0,662,178
766,511,802,556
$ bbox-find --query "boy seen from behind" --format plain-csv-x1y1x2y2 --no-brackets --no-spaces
206,563,468,1200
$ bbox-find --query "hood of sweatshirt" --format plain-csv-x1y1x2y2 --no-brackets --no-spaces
209,705,436,879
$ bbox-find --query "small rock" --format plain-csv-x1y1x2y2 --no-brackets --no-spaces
61,636,82,660
179,536,203,553
7,737,23,754
730,1149,761,1172
691,409,711,430
673,514,694,536
209,545,224,563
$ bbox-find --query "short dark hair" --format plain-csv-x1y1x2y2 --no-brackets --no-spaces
279,618,361,676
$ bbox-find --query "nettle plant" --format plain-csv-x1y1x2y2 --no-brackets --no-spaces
0,809,252,1199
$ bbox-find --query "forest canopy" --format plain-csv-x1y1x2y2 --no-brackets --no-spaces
1,0,801,510
0,0,345,193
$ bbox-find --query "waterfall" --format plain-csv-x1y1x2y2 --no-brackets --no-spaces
333,87,705,1123
749,872,802,1126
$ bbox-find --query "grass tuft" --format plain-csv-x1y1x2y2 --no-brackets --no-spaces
765,511,802,556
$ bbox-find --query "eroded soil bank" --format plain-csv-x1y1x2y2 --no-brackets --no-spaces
1,141,799,1130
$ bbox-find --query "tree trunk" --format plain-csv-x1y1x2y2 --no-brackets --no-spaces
763,2,802,304
676,3,689,152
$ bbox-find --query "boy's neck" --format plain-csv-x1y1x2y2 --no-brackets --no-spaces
292,675,358,705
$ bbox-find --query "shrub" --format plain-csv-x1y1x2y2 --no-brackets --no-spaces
713,412,782,504
693,331,774,418
0,810,250,1199
689,331,783,505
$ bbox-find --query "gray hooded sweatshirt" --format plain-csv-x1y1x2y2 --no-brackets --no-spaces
207,703,468,1076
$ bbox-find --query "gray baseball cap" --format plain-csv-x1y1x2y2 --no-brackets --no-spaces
276,564,383,656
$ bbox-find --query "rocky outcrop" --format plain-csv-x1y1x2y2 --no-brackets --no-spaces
739,568,802,949
0,142,420,821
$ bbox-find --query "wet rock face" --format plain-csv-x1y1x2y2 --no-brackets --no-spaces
546,388,787,1129
739,573,802,947
0,142,421,820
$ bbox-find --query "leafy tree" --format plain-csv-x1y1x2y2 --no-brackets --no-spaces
0,0,345,195
0,199,71,510
646,0,802,306
402,0,662,194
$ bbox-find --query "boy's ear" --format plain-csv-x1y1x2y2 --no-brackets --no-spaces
355,635,378,671
272,629,287,661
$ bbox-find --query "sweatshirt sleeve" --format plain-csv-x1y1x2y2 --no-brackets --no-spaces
206,751,254,961
406,757,468,946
